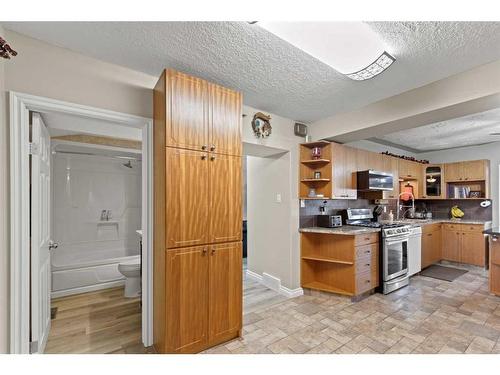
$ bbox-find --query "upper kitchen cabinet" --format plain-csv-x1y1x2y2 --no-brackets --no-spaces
444,160,490,199
331,143,357,199
165,69,242,155
421,164,445,199
165,70,209,151
382,155,399,199
209,83,242,156
398,159,421,180
444,160,488,182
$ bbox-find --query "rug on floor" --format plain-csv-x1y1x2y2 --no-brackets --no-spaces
420,264,468,282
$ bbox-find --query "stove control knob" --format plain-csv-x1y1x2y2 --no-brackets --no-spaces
396,229,401,233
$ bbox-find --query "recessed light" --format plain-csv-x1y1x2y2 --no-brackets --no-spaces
255,22,395,81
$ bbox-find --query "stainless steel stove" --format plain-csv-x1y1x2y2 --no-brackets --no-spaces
343,208,411,294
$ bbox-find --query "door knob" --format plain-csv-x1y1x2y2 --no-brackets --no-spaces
48,240,58,251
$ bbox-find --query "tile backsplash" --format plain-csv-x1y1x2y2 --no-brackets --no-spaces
299,198,492,227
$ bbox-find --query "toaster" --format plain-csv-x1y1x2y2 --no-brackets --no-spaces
316,215,342,228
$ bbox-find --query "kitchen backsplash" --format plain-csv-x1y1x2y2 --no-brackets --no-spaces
300,199,376,227
299,198,492,227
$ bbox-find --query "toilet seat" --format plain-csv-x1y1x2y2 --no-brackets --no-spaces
118,260,140,272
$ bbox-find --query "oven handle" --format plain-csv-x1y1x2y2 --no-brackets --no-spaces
384,235,409,244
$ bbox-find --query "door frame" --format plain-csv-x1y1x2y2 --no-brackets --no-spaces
9,91,154,353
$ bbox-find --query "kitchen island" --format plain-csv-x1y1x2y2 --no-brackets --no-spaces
299,227,380,298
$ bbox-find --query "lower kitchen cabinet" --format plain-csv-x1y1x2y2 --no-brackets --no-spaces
300,232,379,297
441,229,461,263
421,224,442,269
441,224,486,267
161,242,242,353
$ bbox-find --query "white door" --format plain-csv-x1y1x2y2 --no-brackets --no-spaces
30,113,53,353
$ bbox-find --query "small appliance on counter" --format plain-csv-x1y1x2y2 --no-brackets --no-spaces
316,215,342,228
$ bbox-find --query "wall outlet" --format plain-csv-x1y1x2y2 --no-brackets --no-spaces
275,193,282,203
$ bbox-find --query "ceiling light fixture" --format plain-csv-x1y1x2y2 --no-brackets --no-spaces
255,22,395,81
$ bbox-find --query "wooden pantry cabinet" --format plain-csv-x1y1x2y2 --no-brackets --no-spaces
154,69,243,354
165,69,242,156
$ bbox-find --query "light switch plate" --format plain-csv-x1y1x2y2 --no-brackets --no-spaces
276,193,282,203
300,199,305,208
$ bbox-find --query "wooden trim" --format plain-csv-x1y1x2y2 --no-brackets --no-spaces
51,134,142,149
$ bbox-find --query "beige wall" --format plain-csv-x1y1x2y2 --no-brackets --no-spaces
242,105,302,290
310,59,500,142
4,30,156,118
0,25,9,353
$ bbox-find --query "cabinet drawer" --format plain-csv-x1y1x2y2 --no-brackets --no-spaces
422,223,441,234
462,224,485,233
443,223,461,231
355,243,378,259
356,254,377,274
354,233,379,247
491,236,500,266
355,270,378,294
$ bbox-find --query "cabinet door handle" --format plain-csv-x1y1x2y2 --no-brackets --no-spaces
365,263,370,267
211,248,216,255
202,247,207,255
492,236,498,242
210,144,216,151
210,156,216,161
201,145,207,151
201,155,207,160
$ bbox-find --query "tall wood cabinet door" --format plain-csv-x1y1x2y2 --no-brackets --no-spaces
166,147,209,248
166,246,209,353
343,146,358,199
209,154,242,243
462,160,485,181
382,155,399,199
166,70,209,151
208,242,242,345
331,143,347,198
460,232,486,266
442,230,461,262
209,84,242,156
444,162,463,182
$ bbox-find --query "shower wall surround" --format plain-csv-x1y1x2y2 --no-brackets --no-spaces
51,152,142,296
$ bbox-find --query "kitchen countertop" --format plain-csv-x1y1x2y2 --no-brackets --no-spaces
483,227,500,236
391,219,492,227
299,226,381,235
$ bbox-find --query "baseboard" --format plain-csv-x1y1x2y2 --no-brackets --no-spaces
51,280,125,299
245,269,303,299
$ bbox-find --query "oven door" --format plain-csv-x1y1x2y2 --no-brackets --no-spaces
383,235,409,282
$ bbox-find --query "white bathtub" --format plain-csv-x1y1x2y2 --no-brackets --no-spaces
51,247,140,298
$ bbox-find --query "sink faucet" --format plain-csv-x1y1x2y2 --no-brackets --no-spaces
396,192,415,220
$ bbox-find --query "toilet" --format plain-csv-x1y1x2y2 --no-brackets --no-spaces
118,259,141,298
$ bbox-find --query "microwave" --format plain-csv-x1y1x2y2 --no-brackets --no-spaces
357,170,394,191
316,215,342,228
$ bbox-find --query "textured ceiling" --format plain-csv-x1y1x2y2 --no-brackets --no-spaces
3,21,500,122
373,107,500,152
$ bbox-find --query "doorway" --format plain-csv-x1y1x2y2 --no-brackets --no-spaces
9,92,153,354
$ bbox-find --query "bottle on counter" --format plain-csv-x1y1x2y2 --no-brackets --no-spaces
388,210,394,223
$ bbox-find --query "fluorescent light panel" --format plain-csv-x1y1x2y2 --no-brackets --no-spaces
257,22,395,81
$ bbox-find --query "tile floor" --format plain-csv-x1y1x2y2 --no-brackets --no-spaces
204,262,500,354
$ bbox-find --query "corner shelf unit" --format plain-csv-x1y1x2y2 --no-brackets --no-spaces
299,141,332,199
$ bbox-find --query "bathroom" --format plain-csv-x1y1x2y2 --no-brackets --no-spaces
50,141,143,299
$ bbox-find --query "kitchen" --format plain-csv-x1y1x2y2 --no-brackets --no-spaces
299,140,493,298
